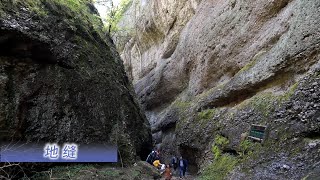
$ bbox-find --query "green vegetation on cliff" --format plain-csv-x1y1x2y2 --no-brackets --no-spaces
197,109,217,121
201,135,237,180
94,0,132,33
201,135,264,180
201,154,238,180
1,0,103,35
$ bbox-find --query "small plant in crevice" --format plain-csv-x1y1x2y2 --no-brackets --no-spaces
211,135,230,159
240,140,264,171
215,135,229,147
238,140,258,157
212,145,221,160
197,109,217,121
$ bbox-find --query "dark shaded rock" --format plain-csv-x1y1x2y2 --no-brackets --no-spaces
135,161,161,179
0,0,152,164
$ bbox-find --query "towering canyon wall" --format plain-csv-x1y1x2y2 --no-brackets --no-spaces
119,0,320,179
0,0,152,164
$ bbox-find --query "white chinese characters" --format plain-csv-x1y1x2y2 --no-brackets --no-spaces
43,143,78,160
62,143,78,160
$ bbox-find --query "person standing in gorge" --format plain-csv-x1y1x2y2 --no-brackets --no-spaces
179,156,188,179
171,155,178,175
171,156,178,170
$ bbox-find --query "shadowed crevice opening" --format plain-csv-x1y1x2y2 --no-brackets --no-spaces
179,145,199,175
0,29,57,64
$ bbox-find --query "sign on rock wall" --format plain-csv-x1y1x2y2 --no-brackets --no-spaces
248,124,267,143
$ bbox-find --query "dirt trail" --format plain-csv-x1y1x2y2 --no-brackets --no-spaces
160,175,197,180
160,171,198,180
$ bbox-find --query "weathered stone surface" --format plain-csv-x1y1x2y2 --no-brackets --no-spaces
123,0,319,111
0,0,152,163
117,0,320,178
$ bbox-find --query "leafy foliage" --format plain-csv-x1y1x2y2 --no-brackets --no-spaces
215,135,229,147
212,145,221,160
239,140,253,156
95,0,132,33
212,135,229,160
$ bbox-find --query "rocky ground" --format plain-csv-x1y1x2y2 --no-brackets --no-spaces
160,171,197,180
21,161,198,180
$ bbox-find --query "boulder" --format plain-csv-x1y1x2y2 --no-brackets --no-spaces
0,0,152,164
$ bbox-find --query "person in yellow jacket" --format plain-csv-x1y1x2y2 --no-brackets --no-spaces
153,159,163,169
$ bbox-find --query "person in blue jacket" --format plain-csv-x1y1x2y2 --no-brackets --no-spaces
178,156,188,178
146,149,157,165
171,156,178,171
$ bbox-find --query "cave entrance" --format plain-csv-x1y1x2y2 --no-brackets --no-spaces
179,145,200,174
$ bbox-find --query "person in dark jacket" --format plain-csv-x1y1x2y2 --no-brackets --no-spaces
146,149,157,165
179,156,188,178
171,156,178,171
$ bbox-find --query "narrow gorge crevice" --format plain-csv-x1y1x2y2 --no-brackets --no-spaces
115,0,320,179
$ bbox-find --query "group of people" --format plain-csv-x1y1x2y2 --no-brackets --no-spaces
146,149,188,179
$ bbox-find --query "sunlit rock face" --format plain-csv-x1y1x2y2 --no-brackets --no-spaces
119,0,320,178
0,0,152,164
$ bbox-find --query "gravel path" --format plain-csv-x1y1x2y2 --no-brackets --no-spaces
160,171,197,180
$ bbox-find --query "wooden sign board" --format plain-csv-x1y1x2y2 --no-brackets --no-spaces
248,124,267,143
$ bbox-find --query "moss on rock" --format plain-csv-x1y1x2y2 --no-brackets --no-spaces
197,109,217,121
201,153,238,180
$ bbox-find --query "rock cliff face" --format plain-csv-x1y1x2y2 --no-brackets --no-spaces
119,0,319,178
0,0,152,163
